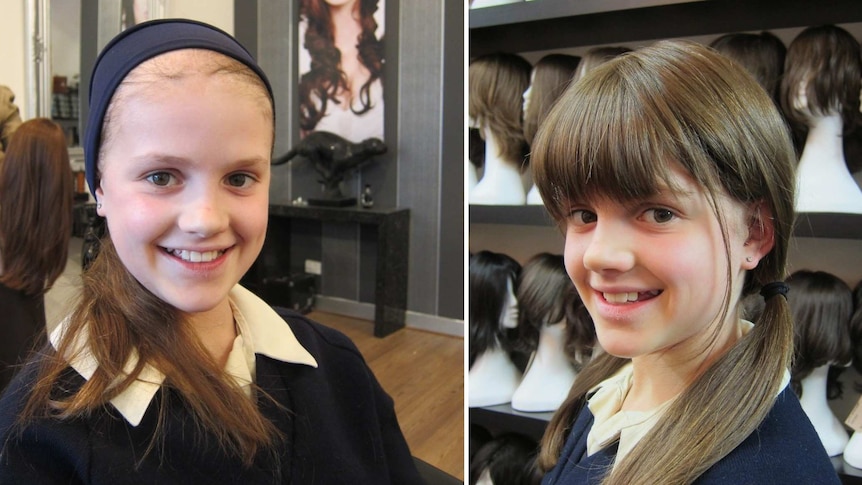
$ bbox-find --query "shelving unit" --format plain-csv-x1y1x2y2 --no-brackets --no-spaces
469,1,862,483
470,0,862,56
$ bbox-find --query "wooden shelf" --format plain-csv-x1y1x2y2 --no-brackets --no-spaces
469,0,862,56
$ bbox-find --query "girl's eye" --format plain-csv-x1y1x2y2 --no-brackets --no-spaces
146,172,175,186
644,208,676,223
569,209,597,226
227,173,253,188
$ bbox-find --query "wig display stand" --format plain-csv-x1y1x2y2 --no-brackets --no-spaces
468,348,522,408
799,365,849,456
796,115,862,214
526,185,543,205
511,322,577,412
469,133,526,205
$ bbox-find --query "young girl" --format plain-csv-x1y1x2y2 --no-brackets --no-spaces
0,19,419,484
531,41,839,484
0,118,73,390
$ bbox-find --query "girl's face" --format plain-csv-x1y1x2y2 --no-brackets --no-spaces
563,163,758,363
96,68,272,316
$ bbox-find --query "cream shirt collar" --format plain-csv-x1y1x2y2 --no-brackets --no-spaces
585,320,791,464
50,284,318,427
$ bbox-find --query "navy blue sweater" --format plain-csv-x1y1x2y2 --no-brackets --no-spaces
542,386,840,484
0,309,422,484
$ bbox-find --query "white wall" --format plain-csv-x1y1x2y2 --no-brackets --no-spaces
1,1,29,119
166,0,233,35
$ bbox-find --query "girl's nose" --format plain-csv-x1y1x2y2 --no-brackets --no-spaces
177,188,229,237
581,220,636,274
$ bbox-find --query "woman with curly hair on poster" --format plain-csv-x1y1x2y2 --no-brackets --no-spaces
299,0,385,142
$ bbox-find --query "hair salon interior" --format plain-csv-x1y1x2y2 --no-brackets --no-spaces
468,1,862,484
2,0,464,482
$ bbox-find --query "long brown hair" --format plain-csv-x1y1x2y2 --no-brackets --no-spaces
0,118,72,296
532,41,796,484
522,54,580,146
16,51,278,467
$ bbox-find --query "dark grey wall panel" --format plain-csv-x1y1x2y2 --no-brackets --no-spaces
397,0,443,315
437,0,465,319
321,223,360,299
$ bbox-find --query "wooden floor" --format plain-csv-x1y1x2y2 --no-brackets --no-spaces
308,311,465,481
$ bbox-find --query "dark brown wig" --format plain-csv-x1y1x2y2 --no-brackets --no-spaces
710,31,786,102
514,253,571,353
298,0,384,132
522,54,580,146
0,118,73,296
469,250,521,368
780,24,862,135
786,270,853,397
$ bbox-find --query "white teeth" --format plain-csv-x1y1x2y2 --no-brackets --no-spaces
167,248,223,262
603,291,659,303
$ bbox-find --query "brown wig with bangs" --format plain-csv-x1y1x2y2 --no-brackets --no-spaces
532,40,796,484
780,25,862,135
710,32,786,103
0,118,73,296
469,53,532,165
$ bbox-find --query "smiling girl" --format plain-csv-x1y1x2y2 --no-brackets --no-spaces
0,20,418,484
531,41,839,484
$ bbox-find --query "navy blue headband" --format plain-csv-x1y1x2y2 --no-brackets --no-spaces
84,18,274,197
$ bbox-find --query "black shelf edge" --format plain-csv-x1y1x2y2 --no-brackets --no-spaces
794,213,862,240
469,204,555,226
470,206,862,240
469,0,702,29
469,0,862,56
469,403,553,442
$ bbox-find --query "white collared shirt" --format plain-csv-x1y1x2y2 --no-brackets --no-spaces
50,285,318,427
585,320,791,464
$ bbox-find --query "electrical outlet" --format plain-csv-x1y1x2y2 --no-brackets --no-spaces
305,259,322,275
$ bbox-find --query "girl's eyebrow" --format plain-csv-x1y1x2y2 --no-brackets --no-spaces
127,153,270,168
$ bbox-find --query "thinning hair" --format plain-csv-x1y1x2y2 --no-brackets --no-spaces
532,40,796,484
469,53,531,165
0,118,73,296
780,24,862,134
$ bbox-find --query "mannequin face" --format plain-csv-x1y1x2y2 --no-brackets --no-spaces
501,278,519,329
523,70,536,115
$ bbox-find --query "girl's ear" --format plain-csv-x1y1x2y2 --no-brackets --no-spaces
95,184,106,217
742,201,775,270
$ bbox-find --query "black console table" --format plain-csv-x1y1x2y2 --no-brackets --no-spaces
248,204,410,338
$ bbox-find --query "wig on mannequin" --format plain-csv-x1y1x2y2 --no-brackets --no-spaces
786,270,853,396
709,31,786,102
469,433,541,485
514,253,570,354
572,46,632,83
522,54,580,146
468,53,531,165
780,24,862,136
469,250,521,367
850,279,862,379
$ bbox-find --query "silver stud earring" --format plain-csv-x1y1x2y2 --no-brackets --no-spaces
97,202,102,210
745,256,753,263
